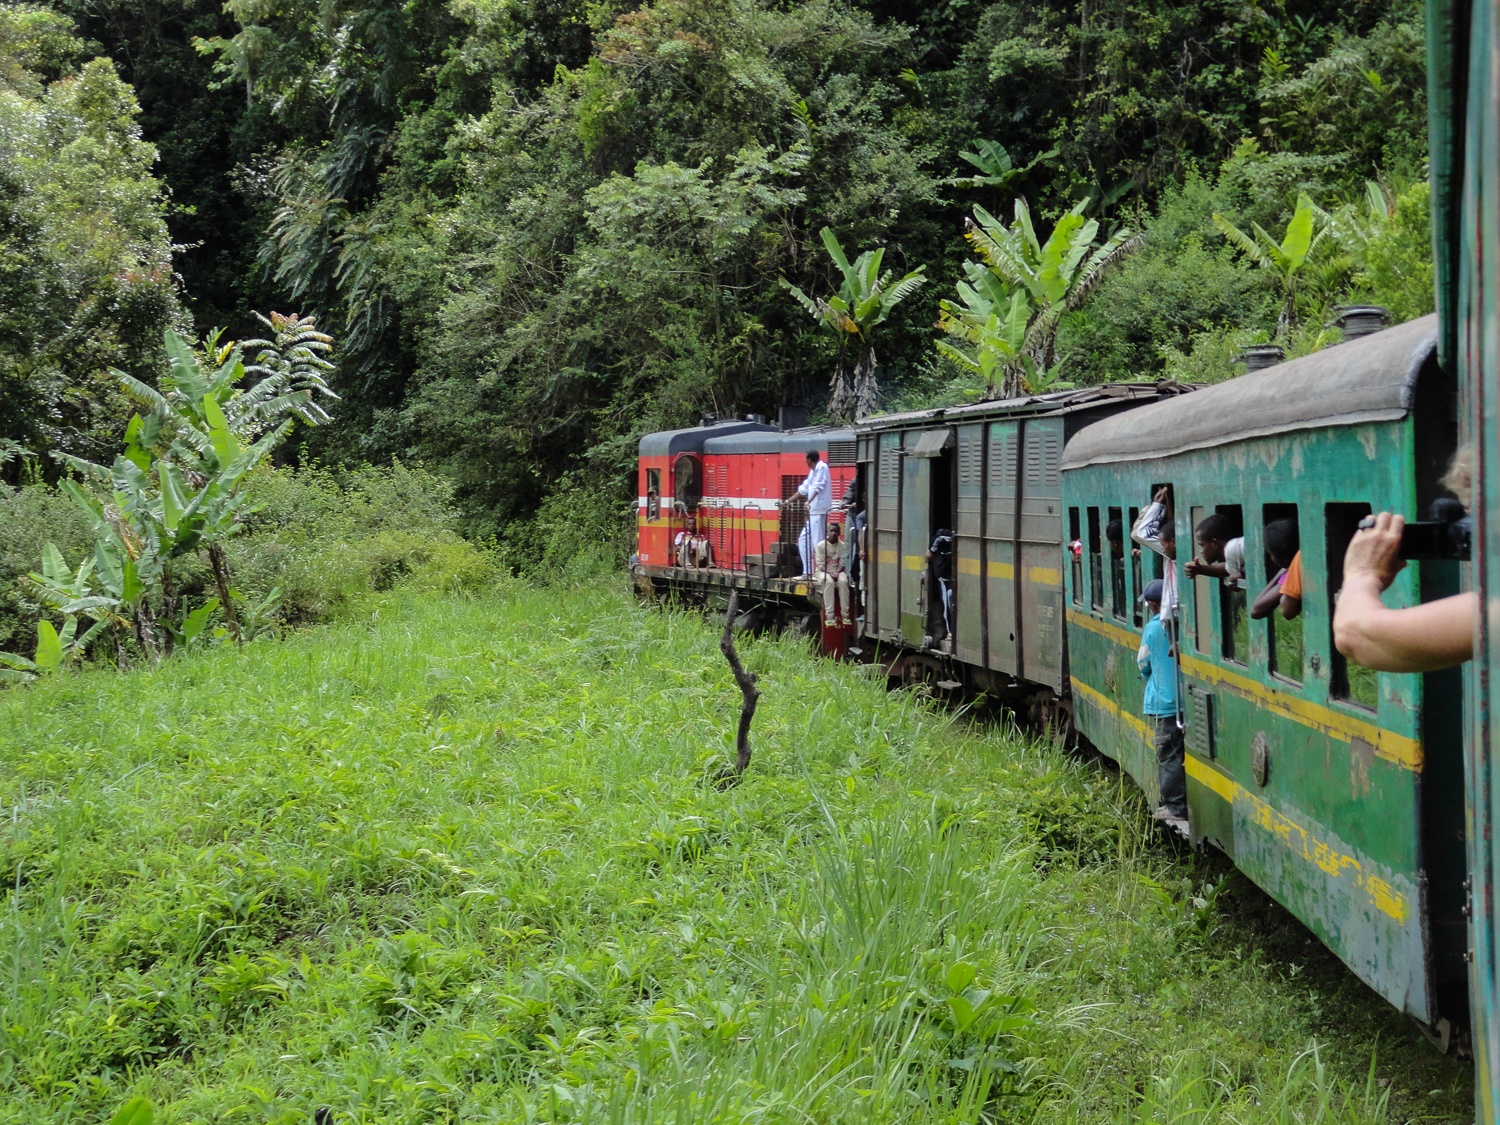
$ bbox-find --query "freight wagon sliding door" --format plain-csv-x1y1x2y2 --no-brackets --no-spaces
900,435,934,644
873,432,902,638
984,420,1020,676
1017,418,1065,689
954,425,985,666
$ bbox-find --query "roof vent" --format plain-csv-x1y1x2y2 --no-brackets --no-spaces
699,412,719,427
743,413,767,425
1235,344,1286,373
1331,305,1391,342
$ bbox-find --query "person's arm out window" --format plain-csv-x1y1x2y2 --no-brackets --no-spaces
1332,512,1475,672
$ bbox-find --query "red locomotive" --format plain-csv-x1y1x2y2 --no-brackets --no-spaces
633,415,859,642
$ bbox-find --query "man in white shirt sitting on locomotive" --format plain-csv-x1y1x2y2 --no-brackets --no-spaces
795,450,831,579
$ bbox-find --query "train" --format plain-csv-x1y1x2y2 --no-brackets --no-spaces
633,313,1469,1044
636,0,1500,1107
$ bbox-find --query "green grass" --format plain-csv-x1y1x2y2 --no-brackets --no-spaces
0,579,1473,1123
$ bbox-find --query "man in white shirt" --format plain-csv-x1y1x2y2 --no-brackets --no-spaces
1131,488,1178,623
795,450,831,578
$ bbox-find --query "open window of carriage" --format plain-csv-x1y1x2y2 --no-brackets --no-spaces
1188,504,1210,654
645,469,662,521
1129,506,1144,627
1087,507,1104,611
1326,502,1378,709
1262,504,1302,683
1217,505,1247,665
1108,505,1126,620
1069,507,1083,606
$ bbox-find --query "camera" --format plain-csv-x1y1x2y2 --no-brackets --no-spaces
1358,498,1472,561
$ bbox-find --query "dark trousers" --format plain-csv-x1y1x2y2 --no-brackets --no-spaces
1153,715,1187,817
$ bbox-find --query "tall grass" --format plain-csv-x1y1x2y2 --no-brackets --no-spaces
0,579,1471,1123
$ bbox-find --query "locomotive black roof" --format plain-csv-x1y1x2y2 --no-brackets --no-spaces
638,420,780,457
704,426,857,455
1060,313,1440,469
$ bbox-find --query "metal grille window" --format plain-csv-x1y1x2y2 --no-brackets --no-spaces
1026,430,1061,486
827,440,857,466
1186,687,1215,757
989,430,1016,485
958,435,981,484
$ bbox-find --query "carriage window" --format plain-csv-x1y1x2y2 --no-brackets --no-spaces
1129,507,1143,627
1262,504,1302,683
1087,507,1103,611
1108,506,1126,620
1326,502,1377,709
1069,508,1082,606
1215,505,1246,664
1189,505,1209,654
646,469,662,521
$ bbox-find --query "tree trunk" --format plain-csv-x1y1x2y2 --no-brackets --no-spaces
134,600,162,665
852,345,879,420
209,544,242,645
828,355,853,422
716,589,761,784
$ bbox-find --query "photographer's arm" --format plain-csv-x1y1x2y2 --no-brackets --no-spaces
1332,512,1475,672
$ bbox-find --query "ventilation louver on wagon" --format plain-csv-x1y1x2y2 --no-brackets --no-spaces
827,440,857,466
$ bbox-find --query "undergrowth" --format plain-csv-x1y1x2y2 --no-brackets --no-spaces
0,579,1472,1122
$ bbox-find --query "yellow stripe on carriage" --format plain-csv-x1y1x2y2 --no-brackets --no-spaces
1065,609,1422,773
1066,675,1407,925
957,558,1015,578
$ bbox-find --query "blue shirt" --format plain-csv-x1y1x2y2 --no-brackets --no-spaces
1138,615,1178,717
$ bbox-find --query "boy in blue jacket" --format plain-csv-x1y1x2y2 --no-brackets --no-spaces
1138,579,1187,824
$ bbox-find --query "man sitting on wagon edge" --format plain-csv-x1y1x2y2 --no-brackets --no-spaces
814,522,851,627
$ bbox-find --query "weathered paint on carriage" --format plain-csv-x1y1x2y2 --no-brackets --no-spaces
1430,0,1500,1104
1062,417,1450,1024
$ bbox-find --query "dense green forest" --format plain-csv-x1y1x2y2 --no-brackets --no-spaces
1,0,1434,539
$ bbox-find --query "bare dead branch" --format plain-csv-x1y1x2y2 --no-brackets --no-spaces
717,589,761,785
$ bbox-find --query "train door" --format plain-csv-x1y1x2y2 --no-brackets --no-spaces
986,420,1020,676
902,428,952,644
1017,418,1065,689
954,424,985,666
873,432,902,638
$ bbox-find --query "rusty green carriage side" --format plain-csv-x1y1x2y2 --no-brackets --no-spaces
1061,315,1468,1031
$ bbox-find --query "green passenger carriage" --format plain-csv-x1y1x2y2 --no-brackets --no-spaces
1059,314,1468,1036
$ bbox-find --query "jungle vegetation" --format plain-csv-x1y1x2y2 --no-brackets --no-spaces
0,0,1433,544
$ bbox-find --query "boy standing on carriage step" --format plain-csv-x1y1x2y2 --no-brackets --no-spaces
1139,579,1188,826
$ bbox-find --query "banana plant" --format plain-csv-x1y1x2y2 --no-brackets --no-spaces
784,227,926,420
936,266,1036,396
942,140,1057,192
0,545,117,678
962,199,1138,376
1212,193,1332,334
38,321,336,664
